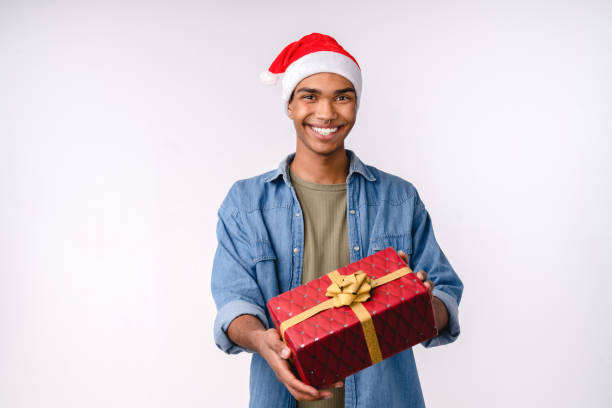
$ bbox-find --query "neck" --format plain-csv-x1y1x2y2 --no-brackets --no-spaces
290,145,349,184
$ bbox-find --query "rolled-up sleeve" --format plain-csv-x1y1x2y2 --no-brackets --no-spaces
211,189,270,355
409,189,464,348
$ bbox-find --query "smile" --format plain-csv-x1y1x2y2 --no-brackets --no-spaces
307,125,342,139
311,126,338,135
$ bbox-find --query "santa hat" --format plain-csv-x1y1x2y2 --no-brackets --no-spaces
260,33,362,111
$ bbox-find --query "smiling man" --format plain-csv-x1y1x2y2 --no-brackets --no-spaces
211,33,463,408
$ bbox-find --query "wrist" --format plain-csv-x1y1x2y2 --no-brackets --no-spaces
432,296,449,332
227,314,268,353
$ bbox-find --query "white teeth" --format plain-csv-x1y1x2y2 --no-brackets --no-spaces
311,126,338,136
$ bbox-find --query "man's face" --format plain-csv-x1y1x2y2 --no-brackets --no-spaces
287,72,357,157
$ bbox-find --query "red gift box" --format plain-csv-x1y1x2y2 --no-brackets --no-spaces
267,247,438,388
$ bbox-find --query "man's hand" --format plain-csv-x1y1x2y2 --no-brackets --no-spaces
254,328,343,401
397,250,449,332
227,315,343,401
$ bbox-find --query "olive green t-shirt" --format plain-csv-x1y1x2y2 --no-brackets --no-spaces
290,168,350,408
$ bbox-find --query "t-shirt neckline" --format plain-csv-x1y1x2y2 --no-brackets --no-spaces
289,168,347,192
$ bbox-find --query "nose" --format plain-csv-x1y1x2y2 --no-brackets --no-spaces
315,99,337,123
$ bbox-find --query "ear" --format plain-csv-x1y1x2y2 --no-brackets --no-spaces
287,103,294,119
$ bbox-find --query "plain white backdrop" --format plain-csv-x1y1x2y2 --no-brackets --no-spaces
1,1,611,407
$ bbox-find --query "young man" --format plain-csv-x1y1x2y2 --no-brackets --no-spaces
211,33,463,408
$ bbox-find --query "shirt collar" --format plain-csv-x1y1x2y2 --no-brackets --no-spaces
263,149,376,184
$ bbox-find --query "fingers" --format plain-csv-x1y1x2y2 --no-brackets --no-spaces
286,378,332,401
414,270,434,298
273,353,341,401
287,385,332,401
397,250,409,264
259,329,339,401
262,338,327,401
424,280,434,298
395,255,434,299
288,378,343,401
277,363,331,400
287,380,343,401
319,382,344,394
283,371,318,396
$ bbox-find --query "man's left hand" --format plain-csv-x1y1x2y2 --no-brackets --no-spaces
397,250,449,332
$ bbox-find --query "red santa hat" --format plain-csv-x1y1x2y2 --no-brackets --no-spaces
260,33,362,112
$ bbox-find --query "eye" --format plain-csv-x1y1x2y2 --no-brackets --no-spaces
336,95,352,102
302,94,316,101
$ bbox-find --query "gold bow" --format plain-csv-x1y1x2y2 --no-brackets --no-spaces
326,272,372,307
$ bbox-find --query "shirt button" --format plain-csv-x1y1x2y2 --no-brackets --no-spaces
293,247,300,253
353,245,360,252
349,209,356,215
295,212,300,217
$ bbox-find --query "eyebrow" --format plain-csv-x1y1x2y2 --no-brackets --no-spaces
334,87,356,95
295,87,356,95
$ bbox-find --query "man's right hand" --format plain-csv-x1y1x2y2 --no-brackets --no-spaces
253,328,343,401
227,314,343,401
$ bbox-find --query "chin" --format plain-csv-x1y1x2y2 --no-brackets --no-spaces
309,141,344,156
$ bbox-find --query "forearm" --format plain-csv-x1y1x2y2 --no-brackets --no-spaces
432,296,449,332
227,314,267,353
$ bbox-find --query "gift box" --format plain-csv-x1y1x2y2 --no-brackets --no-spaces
267,247,438,388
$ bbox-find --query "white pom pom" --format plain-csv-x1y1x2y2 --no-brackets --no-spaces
260,71,279,85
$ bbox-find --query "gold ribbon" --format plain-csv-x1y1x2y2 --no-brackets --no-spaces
279,266,413,365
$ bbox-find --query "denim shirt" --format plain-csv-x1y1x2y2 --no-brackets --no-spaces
211,150,463,408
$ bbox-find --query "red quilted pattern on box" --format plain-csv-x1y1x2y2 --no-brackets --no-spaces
267,247,437,388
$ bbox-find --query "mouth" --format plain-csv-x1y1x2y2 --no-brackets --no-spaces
306,124,343,140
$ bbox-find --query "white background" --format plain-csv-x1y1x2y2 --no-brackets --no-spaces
1,1,611,407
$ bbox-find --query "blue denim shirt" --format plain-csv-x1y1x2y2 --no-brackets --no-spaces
211,150,463,408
